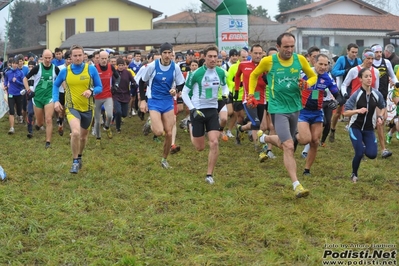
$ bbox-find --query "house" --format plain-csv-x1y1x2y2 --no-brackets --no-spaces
275,0,399,55
275,0,387,23
154,11,279,29
38,0,162,51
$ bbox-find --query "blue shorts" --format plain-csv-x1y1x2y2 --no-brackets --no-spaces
148,98,174,114
298,109,324,124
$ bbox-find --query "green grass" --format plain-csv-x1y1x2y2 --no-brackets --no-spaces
0,114,398,265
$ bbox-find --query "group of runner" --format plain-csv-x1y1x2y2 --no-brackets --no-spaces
2,33,399,198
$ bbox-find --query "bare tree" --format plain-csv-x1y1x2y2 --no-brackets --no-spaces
363,0,399,15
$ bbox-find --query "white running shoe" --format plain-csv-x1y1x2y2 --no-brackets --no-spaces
205,175,215,184
226,130,234,138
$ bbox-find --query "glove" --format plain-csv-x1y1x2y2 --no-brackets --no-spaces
190,108,205,120
335,93,346,106
246,94,258,108
395,82,399,88
233,90,239,101
112,83,119,94
27,90,35,100
298,78,309,91
222,95,229,104
343,93,349,99
328,100,338,110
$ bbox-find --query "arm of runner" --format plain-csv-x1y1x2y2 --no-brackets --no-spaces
386,60,398,84
373,68,380,91
52,68,67,102
331,56,346,77
88,65,102,95
299,55,317,87
181,84,195,110
340,67,357,96
249,56,272,95
234,63,243,92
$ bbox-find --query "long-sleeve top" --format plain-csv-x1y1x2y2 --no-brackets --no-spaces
113,69,135,103
4,68,25,96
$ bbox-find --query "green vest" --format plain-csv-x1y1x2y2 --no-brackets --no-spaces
267,53,302,114
36,63,54,96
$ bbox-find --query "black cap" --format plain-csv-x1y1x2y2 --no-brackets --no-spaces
187,49,195,55
229,49,238,57
160,42,173,53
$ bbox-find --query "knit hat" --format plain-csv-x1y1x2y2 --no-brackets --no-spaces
160,42,173,53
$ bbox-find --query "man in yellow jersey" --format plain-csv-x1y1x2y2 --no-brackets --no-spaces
52,44,102,174
249,32,317,198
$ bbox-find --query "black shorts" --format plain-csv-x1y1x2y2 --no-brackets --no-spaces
177,96,184,104
190,108,219,137
217,100,226,113
130,84,138,97
233,101,243,112
66,108,93,130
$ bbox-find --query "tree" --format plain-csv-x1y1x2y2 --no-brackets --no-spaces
278,0,313,14
363,0,399,15
248,4,269,18
7,0,67,49
200,3,213,13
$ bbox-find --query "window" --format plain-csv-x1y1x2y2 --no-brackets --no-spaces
86,18,94,32
302,36,330,50
65,19,75,39
109,18,119,31
356,40,364,47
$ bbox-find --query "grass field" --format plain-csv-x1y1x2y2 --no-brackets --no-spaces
0,113,398,265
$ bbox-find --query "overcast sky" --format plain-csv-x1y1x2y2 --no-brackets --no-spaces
0,0,280,35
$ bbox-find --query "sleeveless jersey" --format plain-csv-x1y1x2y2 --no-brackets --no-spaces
95,63,113,99
65,64,93,112
350,66,377,96
148,60,175,100
33,63,56,98
267,53,302,114
373,59,389,96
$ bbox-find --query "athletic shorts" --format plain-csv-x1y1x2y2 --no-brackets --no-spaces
217,100,226,113
243,103,266,130
174,99,178,116
271,112,299,143
233,101,244,112
130,84,138,97
190,108,219,137
66,108,93,130
32,96,53,109
298,109,324,125
148,98,174,114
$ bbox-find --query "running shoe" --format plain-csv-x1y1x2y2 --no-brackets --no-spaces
91,127,96,136
170,144,181,154
143,118,151,136
301,152,308,159
18,116,23,124
294,184,309,198
106,128,113,139
205,175,215,184
226,130,234,138
221,132,228,142
153,136,161,143
35,125,41,131
77,158,82,169
131,109,137,116
138,111,145,121
58,125,64,136
8,127,14,135
161,159,170,169
303,171,311,176
266,150,276,159
381,149,393,158
257,130,266,143
386,133,392,144
329,130,335,142
344,124,349,131
45,142,51,149
350,173,358,183
27,132,33,139
259,151,268,163
117,129,121,134
70,162,79,174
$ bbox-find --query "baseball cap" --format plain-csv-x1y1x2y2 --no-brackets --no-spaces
187,49,195,55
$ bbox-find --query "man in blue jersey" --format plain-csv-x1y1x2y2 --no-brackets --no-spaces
138,42,185,169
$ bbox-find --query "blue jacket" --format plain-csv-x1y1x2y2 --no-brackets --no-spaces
4,68,25,96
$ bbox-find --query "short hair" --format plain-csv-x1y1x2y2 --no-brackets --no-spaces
347,43,359,51
250,44,263,52
276,32,295,46
358,67,370,78
133,51,141,56
116,58,125,65
54,47,62,53
307,46,320,56
92,50,100,57
64,50,71,59
9,58,17,64
315,53,329,62
190,59,199,65
385,44,395,53
203,44,219,56
267,47,278,55
70,44,84,53
16,54,24,61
